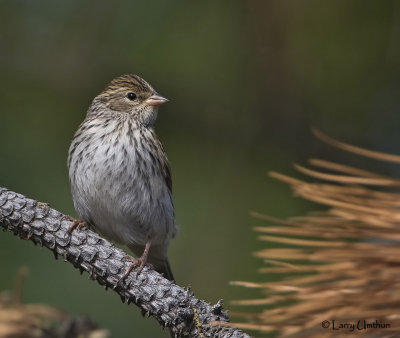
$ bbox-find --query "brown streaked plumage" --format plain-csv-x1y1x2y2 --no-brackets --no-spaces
68,74,176,281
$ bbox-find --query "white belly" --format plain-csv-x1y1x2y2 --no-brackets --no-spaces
68,120,175,248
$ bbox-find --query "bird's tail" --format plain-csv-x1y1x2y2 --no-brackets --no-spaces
158,259,174,282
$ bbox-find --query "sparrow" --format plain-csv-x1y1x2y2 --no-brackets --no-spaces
68,74,176,281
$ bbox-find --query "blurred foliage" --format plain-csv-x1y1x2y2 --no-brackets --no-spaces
233,133,400,337
0,1,399,337
0,268,109,338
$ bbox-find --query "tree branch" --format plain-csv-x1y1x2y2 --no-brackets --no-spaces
0,187,249,338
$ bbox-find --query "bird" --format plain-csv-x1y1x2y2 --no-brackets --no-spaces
67,74,176,281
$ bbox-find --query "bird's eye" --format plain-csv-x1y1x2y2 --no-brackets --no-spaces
127,92,137,100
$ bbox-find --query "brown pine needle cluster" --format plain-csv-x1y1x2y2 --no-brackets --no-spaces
232,129,400,337
0,268,110,338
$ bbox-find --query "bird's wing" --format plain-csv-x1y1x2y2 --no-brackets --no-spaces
164,161,172,194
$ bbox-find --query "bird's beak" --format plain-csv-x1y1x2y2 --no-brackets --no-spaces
144,95,169,106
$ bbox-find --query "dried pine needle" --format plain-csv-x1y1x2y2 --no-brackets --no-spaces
233,131,400,337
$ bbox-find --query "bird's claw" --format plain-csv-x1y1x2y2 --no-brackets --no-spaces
65,216,88,234
117,256,153,286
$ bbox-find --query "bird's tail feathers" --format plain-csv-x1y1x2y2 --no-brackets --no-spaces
158,259,174,282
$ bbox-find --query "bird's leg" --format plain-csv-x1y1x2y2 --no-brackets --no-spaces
119,238,153,283
65,215,88,234
133,237,152,275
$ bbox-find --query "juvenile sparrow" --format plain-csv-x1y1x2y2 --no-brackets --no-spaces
68,74,176,281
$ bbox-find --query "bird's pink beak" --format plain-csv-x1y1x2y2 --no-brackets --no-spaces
144,95,169,106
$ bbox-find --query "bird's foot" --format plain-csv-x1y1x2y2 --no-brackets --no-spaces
117,238,153,285
117,257,153,286
65,216,88,234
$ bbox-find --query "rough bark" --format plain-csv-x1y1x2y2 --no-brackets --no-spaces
0,187,250,338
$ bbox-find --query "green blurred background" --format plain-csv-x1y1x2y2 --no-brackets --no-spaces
1,1,399,337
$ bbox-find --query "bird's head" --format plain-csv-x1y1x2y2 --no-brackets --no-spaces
91,74,168,126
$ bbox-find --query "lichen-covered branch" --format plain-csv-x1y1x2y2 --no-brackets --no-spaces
0,187,250,338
